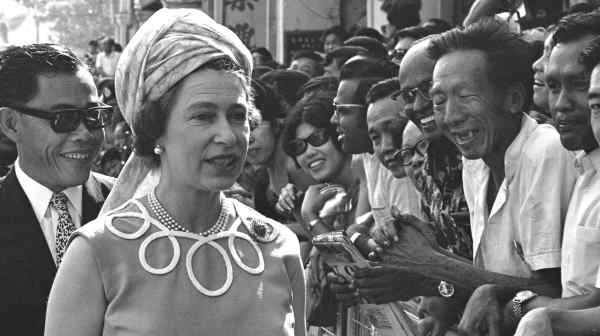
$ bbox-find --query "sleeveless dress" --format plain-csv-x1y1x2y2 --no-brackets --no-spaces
72,195,304,335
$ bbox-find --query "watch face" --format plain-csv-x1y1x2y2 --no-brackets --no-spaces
438,281,455,298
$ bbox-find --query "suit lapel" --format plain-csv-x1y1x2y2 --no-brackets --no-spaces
0,169,56,272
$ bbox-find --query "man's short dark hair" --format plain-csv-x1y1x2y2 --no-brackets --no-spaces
298,75,339,99
580,35,600,71
344,36,388,60
366,78,400,105
428,18,535,110
251,47,273,62
552,10,600,46
291,49,323,63
339,56,398,105
352,27,385,43
421,18,452,33
395,26,436,41
259,69,310,107
0,43,85,106
252,79,285,122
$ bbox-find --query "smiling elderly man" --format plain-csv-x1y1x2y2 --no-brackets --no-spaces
369,18,578,335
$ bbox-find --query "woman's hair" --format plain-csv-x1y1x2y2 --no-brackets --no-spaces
252,79,284,122
133,57,253,165
280,94,341,160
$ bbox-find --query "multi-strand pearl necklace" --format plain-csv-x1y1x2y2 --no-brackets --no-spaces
147,189,227,236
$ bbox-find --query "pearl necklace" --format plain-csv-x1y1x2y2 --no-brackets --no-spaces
147,189,227,236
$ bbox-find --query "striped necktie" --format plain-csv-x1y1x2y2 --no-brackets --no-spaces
49,192,76,266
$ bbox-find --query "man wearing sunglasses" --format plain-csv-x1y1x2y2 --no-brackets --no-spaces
0,44,114,335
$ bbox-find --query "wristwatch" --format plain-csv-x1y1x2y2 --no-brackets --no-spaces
438,280,455,298
512,290,538,320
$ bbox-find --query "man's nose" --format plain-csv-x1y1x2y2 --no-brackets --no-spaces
442,99,467,128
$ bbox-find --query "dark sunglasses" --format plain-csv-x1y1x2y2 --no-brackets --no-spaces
8,104,112,133
398,139,428,166
333,103,364,115
392,80,432,105
285,128,330,157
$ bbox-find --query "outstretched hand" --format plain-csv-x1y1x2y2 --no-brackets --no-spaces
377,208,444,274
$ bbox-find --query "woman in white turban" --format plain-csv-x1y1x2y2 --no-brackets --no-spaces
45,8,305,336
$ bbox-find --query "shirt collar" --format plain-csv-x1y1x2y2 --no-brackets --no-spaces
14,158,83,219
574,147,600,174
504,114,538,184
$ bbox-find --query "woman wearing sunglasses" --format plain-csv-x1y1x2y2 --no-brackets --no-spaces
45,8,305,336
246,79,314,222
278,95,359,236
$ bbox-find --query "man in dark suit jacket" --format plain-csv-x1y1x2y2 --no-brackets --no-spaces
0,44,115,335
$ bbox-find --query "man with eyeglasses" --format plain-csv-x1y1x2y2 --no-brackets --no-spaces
0,44,114,335
356,34,476,336
376,19,577,335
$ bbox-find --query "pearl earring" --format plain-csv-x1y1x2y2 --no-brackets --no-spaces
153,145,163,155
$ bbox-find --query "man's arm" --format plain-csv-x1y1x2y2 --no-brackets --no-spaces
379,213,561,300
524,288,600,316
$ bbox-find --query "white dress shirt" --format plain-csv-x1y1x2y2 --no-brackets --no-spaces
360,153,424,226
463,115,577,278
560,149,600,297
14,159,82,263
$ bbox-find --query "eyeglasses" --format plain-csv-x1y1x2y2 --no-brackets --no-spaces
285,128,330,157
390,48,408,62
8,104,112,133
333,103,364,115
398,139,428,166
392,80,433,105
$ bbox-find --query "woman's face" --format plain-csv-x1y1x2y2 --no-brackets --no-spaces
324,33,342,54
295,123,346,182
247,119,277,166
158,69,250,191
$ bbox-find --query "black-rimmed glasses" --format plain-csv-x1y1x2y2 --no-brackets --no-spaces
392,80,433,105
7,104,112,133
398,139,428,166
390,48,408,63
333,103,365,115
285,128,330,157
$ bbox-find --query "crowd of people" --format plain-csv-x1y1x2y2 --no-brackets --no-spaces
4,0,600,335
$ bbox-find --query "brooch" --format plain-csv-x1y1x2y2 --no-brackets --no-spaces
249,217,278,243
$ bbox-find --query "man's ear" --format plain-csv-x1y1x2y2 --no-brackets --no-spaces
0,107,20,143
504,83,526,115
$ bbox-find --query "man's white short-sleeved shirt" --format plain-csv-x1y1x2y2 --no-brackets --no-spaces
561,149,600,297
463,115,577,277
360,153,423,226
